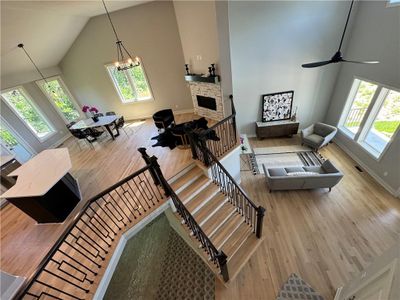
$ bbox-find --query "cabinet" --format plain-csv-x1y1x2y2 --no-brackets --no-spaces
256,120,299,139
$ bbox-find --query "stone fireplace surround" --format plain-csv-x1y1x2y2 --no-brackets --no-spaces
189,82,225,121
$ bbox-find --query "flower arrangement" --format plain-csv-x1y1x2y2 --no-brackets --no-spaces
82,105,100,122
82,105,99,114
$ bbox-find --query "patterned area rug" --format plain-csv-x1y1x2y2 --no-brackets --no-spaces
250,145,325,174
276,273,324,300
104,214,214,300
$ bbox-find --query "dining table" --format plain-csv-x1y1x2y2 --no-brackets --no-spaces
70,115,120,140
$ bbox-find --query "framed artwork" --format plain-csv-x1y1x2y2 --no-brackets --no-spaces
261,90,294,122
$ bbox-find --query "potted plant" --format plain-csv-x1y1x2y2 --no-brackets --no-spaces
82,105,100,122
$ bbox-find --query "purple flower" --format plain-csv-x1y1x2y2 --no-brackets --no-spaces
89,107,98,113
82,105,90,112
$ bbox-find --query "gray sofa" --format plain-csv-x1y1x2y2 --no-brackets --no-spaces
263,160,343,192
301,122,337,150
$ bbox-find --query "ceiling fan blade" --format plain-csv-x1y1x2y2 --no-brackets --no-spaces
301,60,333,68
342,59,380,64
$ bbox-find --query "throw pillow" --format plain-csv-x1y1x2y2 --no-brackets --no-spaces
287,171,319,176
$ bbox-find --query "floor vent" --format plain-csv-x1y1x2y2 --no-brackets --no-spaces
355,165,363,172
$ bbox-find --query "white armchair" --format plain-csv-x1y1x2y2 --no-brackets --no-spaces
301,122,337,150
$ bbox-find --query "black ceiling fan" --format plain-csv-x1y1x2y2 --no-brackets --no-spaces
302,0,379,68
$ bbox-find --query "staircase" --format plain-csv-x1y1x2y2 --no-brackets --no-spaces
168,163,263,282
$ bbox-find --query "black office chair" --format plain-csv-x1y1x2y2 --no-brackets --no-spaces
152,109,175,132
106,111,116,116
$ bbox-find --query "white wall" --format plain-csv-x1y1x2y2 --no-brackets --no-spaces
228,1,352,135
60,1,193,120
173,0,219,75
325,1,400,193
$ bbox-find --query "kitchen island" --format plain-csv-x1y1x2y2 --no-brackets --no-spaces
1,148,81,223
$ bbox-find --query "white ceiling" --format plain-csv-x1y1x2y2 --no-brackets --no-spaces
1,0,151,77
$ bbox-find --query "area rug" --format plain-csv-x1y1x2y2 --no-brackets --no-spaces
250,145,325,174
276,273,324,300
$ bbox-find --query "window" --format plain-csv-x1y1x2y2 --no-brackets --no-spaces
37,76,81,123
106,60,152,103
341,79,378,136
362,89,400,154
339,78,400,159
1,87,55,141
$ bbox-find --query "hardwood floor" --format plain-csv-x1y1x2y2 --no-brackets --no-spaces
216,136,400,299
1,122,399,300
0,113,196,278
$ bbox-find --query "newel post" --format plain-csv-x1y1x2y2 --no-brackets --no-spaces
256,206,266,238
216,251,229,282
138,147,171,196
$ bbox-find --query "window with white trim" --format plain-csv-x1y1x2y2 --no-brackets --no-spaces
37,76,81,123
1,87,55,141
106,60,152,103
339,78,400,159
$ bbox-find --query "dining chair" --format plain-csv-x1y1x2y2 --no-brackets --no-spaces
69,128,95,150
106,111,116,116
66,121,76,129
113,116,129,136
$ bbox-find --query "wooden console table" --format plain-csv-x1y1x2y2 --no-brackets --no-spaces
256,120,299,139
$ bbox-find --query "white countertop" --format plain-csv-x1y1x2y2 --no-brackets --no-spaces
1,148,72,199
0,155,15,167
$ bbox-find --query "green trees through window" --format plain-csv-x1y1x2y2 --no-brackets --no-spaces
39,79,81,122
1,88,54,139
107,60,152,103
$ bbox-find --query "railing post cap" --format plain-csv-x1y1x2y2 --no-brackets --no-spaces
257,206,266,215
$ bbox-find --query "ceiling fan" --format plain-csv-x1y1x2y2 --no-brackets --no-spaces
302,0,379,68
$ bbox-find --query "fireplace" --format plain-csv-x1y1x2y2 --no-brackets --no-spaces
197,95,217,111
189,82,225,121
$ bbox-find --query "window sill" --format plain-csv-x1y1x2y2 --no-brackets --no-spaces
121,98,154,105
36,131,57,143
338,127,356,139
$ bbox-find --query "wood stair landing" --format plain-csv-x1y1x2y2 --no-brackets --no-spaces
168,163,262,283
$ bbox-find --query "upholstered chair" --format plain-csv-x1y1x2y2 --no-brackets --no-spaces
301,122,337,150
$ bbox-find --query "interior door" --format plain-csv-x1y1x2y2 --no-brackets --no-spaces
0,121,33,163
341,260,397,300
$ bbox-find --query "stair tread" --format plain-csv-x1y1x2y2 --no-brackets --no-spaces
226,234,264,282
177,175,210,203
201,203,237,236
210,213,244,249
171,166,202,192
222,222,253,258
185,184,220,214
193,192,227,225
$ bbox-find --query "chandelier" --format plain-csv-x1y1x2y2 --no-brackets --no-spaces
102,0,139,71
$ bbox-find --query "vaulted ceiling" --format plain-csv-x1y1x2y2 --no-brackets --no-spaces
1,0,152,77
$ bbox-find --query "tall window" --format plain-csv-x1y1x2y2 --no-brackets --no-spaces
342,79,378,136
339,78,400,159
37,76,81,123
1,87,55,141
106,60,152,103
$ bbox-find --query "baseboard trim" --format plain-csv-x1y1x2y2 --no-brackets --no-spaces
49,134,72,149
334,139,398,197
125,108,194,122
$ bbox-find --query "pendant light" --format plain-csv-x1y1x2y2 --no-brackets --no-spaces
18,43,53,90
102,0,140,71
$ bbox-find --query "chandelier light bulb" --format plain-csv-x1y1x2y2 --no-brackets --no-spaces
114,61,120,67
127,58,132,64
